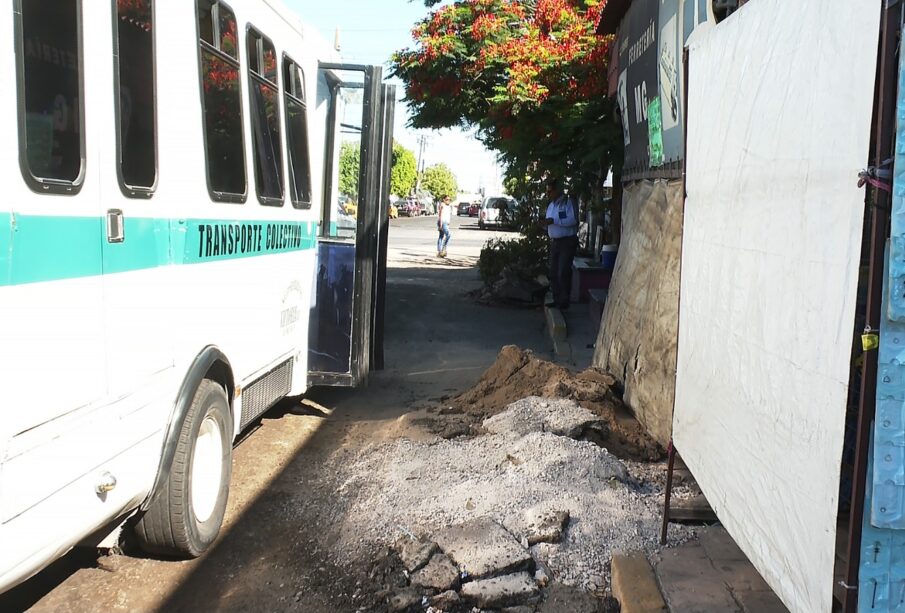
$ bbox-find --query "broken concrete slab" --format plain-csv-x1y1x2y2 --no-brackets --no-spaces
388,586,422,612
501,606,536,613
410,553,460,592
394,536,439,572
434,517,532,580
460,572,540,608
430,589,461,611
610,552,667,613
535,583,601,613
483,396,601,440
524,509,569,545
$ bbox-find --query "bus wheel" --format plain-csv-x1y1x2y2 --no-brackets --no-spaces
135,379,232,557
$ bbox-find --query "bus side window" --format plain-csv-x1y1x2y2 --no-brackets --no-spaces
113,0,157,196
15,0,85,193
197,0,246,202
282,56,312,209
247,27,283,205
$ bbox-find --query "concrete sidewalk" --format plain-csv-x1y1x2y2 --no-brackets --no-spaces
613,526,789,613
543,301,596,367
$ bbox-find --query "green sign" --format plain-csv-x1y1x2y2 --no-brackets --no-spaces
648,97,664,167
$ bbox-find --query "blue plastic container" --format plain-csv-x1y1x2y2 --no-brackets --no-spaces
600,244,618,270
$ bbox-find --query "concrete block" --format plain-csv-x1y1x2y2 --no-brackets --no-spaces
395,536,439,572
611,552,667,613
434,517,532,580
410,553,460,592
460,572,539,608
544,304,567,341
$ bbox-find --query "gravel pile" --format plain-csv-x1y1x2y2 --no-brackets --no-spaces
325,397,693,594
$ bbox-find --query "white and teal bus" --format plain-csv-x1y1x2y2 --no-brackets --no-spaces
0,0,394,592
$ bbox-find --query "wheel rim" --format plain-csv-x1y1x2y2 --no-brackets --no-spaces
191,414,224,524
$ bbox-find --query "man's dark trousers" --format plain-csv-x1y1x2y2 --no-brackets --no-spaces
550,235,578,308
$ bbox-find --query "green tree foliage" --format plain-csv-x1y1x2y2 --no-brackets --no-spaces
338,141,360,200
392,0,621,199
421,163,458,201
391,142,418,197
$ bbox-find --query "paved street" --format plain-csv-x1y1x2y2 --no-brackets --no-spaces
387,211,517,262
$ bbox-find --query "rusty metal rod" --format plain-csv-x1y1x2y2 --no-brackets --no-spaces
842,4,898,611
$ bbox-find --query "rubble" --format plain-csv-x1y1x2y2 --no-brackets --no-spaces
522,509,570,546
460,572,540,608
323,378,694,611
434,517,533,580
395,536,439,572
410,553,460,592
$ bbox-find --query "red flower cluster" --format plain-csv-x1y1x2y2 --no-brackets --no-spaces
396,0,609,109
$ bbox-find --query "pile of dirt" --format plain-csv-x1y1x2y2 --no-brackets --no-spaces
446,345,663,461
324,397,695,609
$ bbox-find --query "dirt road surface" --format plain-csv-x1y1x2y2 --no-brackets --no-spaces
2,215,554,613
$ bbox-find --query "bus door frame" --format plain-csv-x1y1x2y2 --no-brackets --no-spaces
308,63,385,387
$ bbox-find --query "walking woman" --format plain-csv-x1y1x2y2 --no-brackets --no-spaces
437,195,452,257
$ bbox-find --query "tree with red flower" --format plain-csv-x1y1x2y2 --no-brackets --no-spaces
392,0,622,200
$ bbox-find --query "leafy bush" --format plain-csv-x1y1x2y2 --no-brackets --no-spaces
478,231,549,285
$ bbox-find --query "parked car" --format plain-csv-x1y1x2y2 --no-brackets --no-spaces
468,202,480,217
478,196,518,229
396,200,420,217
457,201,471,216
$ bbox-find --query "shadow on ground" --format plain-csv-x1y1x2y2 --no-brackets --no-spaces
2,263,552,613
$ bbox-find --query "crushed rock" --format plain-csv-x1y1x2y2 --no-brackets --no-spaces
326,399,693,594
483,396,602,439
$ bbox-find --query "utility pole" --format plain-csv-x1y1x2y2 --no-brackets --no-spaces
414,134,429,196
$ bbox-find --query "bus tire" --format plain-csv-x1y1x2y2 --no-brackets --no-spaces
134,379,232,558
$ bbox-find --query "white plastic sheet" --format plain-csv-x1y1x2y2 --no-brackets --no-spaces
674,2,881,612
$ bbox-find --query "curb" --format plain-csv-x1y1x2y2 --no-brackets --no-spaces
611,553,668,613
543,299,571,359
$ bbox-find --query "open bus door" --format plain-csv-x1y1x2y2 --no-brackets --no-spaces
307,64,393,387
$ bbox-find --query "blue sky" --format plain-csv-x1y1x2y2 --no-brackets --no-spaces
284,0,504,195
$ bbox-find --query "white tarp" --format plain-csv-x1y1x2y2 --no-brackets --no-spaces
674,2,880,612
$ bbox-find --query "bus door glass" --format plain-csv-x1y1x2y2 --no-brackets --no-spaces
308,65,384,387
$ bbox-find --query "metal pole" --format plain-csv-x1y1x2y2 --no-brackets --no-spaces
661,442,676,546
842,4,897,611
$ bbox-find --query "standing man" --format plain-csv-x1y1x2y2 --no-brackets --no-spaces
437,195,452,258
541,178,579,310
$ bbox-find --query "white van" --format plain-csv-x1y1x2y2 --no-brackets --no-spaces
478,196,518,229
